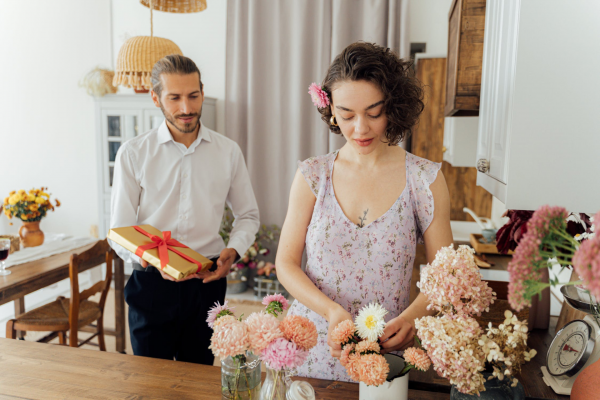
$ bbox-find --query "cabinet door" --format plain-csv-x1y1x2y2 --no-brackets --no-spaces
143,109,165,133
100,110,141,192
477,0,520,184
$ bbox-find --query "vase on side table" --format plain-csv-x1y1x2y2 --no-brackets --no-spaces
19,221,44,248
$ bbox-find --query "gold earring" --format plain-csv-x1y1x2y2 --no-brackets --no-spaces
330,115,338,126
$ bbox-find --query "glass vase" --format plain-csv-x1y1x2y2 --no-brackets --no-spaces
259,367,289,400
221,352,262,400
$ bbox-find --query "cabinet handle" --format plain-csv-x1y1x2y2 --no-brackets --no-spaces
477,159,490,173
442,146,447,153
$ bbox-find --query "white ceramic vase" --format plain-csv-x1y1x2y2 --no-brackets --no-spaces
359,354,409,400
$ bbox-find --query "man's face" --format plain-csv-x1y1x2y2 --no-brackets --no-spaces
151,73,204,134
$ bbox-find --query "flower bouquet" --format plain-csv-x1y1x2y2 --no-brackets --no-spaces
415,245,536,397
505,206,599,326
220,207,280,293
330,303,431,400
3,187,61,248
208,294,318,400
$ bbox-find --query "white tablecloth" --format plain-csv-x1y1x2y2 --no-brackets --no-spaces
5,233,98,268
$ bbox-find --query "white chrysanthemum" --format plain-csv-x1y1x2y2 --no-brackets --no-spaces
355,302,388,342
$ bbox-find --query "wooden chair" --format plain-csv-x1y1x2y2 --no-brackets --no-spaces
6,239,113,350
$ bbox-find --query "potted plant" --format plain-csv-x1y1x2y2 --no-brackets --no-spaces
3,188,60,248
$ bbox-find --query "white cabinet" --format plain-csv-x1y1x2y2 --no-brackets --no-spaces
443,117,479,167
95,94,217,238
476,0,600,213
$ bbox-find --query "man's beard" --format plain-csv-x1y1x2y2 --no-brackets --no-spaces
159,102,202,134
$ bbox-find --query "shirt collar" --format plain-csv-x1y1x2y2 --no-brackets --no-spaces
157,120,212,147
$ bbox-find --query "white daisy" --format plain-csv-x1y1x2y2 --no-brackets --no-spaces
355,302,388,342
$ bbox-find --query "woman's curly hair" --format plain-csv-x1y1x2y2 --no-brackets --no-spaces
319,42,424,145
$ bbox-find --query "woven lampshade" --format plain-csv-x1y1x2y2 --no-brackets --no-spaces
113,36,183,90
140,0,207,13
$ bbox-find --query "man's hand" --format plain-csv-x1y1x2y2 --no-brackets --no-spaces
196,248,238,284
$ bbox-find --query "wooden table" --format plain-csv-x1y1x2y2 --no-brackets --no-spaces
0,243,126,353
0,339,448,399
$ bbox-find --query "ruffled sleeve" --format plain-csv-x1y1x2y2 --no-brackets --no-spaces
297,153,333,199
407,153,442,244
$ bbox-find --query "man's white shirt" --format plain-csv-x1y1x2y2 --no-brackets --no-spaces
109,120,260,264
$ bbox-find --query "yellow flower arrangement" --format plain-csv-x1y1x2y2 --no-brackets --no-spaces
3,187,60,223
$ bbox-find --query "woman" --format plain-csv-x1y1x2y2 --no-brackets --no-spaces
276,42,454,382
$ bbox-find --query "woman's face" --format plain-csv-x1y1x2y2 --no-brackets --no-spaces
330,80,388,155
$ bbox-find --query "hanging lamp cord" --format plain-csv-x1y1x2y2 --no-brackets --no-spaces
150,0,154,38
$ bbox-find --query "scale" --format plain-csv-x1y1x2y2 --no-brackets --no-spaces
541,285,600,395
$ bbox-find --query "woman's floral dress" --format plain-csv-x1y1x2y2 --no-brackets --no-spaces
287,150,441,382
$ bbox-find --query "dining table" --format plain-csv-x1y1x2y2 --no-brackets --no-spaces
0,241,126,353
0,320,570,400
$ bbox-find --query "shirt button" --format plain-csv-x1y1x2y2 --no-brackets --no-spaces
182,195,187,199
183,173,188,178
185,216,188,220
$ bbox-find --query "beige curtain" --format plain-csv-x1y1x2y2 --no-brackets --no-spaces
226,0,408,225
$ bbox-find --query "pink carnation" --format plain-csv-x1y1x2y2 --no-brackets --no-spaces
209,319,249,360
308,83,330,108
279,315,318,351
331,319,356,346
261,337,309,370
357,354,389,386
245,312,284,355
262,293,289,313
340,343,355,367
404,347,431,372
206,300,235,329
355,340,380,355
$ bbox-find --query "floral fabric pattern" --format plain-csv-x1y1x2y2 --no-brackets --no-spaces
289,150,441,382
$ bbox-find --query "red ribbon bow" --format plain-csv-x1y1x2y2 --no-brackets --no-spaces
133,226,203,273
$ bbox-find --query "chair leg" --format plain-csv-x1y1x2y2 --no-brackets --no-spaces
5,320,17,339
96,317,106,352
58,331,67,345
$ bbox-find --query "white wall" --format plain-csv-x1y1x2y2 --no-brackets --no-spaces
111,0,227,134
407,0,453,57
0,0,113,238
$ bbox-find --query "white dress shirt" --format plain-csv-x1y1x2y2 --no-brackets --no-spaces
109,121,260,264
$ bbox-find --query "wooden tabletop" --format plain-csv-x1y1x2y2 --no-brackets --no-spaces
0,242,127,353
0,339,449,400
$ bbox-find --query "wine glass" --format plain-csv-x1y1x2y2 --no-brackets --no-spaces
0,238,11,276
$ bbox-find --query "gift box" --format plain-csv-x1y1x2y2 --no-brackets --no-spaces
108,224,213,280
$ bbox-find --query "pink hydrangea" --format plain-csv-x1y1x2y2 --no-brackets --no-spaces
416,314,486,395
308,83,330,108
419,245,496,316
261,337,309,370
209,318,249,360
206,300,235,329
245,312,284,355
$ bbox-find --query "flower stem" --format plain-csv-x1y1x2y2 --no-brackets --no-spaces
269,369,280,400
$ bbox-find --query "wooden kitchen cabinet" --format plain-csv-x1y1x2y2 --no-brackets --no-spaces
445,0,486,117
476,0,600,214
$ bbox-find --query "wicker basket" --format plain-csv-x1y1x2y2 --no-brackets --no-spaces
140,0,207,13
113,36,183,90
0,235,20,254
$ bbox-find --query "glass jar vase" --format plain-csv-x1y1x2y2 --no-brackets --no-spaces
221,352,262,400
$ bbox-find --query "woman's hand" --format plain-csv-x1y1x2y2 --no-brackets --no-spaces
326,305,353,359
379,315,416,354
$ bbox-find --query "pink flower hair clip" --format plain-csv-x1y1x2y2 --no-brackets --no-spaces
308,82,330,108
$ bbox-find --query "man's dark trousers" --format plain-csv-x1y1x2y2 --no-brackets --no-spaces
124,258,226,365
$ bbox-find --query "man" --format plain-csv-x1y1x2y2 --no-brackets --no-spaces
109,54,259,365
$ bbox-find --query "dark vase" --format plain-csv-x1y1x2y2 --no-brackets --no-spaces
450,373,525,400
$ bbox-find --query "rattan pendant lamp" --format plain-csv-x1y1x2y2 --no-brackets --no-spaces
113,0,183,91
140,0,207,13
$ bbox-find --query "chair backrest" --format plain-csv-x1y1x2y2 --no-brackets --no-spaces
68,239,113,346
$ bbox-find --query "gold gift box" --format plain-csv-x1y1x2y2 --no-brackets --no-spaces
108,225,213,280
